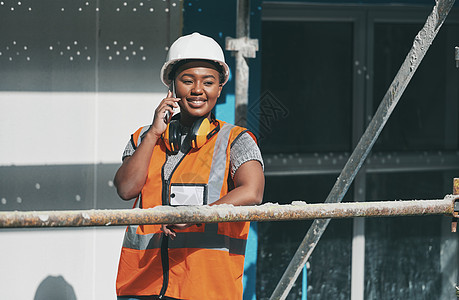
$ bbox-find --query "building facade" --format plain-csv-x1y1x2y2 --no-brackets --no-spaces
1,0,458,299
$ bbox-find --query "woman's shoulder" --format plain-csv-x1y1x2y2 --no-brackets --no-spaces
216,119,257,143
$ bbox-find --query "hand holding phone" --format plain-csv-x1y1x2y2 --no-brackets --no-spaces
164,110,171,123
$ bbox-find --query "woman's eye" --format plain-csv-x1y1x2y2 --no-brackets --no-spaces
204,81,215,86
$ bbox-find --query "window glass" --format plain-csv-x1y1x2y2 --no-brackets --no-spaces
260,21,353,154
373,23,459,151
364,171,458,299
257,174,352,299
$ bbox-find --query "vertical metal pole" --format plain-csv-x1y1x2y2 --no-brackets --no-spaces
269,1,456,299
351,174,366,300
231,4,259,299
455,178,459,299
236,0,250,38
441,177,458,299
454,47,459,68
226,1,258,126
454,178,459,232
302,264,307,300
234,0,250,127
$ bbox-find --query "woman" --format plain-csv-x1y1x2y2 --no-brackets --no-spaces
115,32,264,300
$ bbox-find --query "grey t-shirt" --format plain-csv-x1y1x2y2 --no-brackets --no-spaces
122,127,263,180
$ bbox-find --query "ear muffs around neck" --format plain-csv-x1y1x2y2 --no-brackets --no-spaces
161,114,220,155
162,119,181,154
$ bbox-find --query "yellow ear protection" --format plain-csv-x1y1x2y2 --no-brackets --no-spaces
162,114,220,154
162,116,182,154
189,116,220,149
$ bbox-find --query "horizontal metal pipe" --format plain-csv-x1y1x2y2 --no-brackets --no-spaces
0,197,456,228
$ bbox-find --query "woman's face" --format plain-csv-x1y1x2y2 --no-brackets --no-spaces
174,61,222,125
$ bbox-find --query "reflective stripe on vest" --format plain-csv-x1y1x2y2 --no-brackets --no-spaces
136,125,151,146
123,223,247,255
208,123,234,204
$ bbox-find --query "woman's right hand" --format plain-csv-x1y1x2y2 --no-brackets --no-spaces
149,90,180,138
114,90,180,200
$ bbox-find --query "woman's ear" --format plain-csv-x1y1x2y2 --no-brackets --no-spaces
217,84,223,98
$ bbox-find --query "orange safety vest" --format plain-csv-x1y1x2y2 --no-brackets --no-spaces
116,120,255,300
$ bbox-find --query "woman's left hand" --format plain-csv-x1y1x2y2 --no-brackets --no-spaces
161,224,194,239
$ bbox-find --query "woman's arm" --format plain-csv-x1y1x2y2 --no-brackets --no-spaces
114,132,158,200
211,160,264,206
114,90,179,200
162,160,264,239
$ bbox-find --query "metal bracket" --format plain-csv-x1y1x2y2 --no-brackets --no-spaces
453,198,459,232
226,37,259,58
451,178,459,232
455,46,459,68
454,200,459,216
452,200,459,232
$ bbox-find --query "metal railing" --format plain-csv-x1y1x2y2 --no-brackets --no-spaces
0,196,457,228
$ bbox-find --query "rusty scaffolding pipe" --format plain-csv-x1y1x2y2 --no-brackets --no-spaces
0,197,457,228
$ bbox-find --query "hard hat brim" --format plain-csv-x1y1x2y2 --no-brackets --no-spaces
160,58,230,87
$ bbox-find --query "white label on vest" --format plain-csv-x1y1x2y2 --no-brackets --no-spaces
170,184,208,206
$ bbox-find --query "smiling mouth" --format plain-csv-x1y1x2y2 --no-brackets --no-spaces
187,98,207,106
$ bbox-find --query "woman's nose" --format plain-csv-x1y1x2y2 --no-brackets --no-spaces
191,83,203,94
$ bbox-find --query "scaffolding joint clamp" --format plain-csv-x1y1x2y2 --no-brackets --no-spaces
225,36,259,58
451,179,459,232
454,199,459,216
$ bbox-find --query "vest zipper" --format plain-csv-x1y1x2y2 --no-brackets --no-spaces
158,148,190,299
158,233,169,299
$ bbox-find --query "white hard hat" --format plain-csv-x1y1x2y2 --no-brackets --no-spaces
160,32,230,87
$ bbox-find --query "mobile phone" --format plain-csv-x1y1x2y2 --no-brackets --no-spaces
164,81,175,123
164,108,171,123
